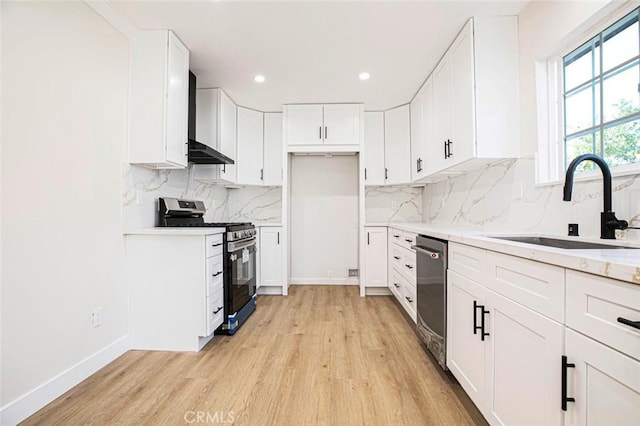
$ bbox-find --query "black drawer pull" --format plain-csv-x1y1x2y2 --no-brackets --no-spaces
473,301,490,341
393,283,400,288
393,234,400,238
212,271,222,277
617,317,640,330
211,243,222,247
405,264,414,269
561,355,576,411
405,296,414,303
393,256,401,260
212,307,223,315
404,238,413,243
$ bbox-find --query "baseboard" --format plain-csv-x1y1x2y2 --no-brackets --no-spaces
257,286,284,295
0,335,129,425
289,278,359,285
365,287,392,296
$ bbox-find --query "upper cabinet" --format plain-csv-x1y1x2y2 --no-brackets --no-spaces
411,79,433,181
285,104,363,151
236,107,264,186
364,112,385,185
423,17,519,177
384,105,411,185
263,113,283,186
194,88,237,183
128,30,189,169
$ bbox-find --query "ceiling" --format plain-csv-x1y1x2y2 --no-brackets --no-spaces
110,1,529,112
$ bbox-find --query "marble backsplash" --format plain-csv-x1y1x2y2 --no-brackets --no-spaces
365,186,423,223
422,157,640,240
227,186,282,223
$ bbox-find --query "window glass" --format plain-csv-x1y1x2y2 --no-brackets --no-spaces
563,7,640,172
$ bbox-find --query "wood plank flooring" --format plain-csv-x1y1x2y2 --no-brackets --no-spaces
23,286,486,425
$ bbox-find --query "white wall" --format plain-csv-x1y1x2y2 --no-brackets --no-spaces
290,155,358,284
1,1,129,422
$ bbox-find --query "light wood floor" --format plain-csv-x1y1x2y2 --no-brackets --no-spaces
24,286,485,425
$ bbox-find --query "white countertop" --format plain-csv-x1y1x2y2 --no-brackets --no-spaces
124,227,225,236
254,222,282,227
375,222,640,285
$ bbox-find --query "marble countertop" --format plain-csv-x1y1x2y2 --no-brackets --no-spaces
124,228,226,236
254,222,282,227
373,222,640,285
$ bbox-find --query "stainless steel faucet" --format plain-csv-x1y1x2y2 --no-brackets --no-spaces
562,154,629,239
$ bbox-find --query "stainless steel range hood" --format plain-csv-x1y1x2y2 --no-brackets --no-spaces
188,71,234,165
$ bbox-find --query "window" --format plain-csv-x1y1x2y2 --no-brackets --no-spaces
562,7,640,173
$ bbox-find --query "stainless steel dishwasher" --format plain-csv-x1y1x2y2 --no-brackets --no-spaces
412,235,448,370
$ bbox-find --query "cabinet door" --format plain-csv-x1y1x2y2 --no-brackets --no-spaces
260,227,283,287
195,88,219,150
364,227,388,287
219,90,237,182
165,32,189,167
485,290,564,426
383,104,411,185
236,107,264,186
323,104,360,145
430,56,452,175
364,112,385,185
447,270,487,412
286,105,323,145
449,19,476,168
263,112,283,186
410,84,425,182
565,329,640,426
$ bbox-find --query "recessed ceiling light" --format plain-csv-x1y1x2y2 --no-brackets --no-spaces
254,75,266,83
359,72,370,81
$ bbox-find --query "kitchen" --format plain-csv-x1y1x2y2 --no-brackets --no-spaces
2,0,640,425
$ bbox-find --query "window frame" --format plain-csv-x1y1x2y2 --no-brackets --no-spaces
536,2,640,185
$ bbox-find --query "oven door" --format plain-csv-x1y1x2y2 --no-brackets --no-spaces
227,237,257,315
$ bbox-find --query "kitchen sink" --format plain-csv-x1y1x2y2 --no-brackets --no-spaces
487,236,639,250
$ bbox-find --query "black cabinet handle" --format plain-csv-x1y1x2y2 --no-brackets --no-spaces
393,256,400,260
212,271,222,277
617,317,640,330
213,307,223,315
367,232,370,245
364,168,367,180
277,232,280,245
561,355,576,411
405,238,413,243
473,301,490,340
447,140,453,158
405,264,413,269
444,140,448,159
260,169,263,181
211,243,222,247
319,126,322,139
405,296,414,303
393,283,400,288
393,234,400,238
325,126,328,139
222,164,226,173
385,168,388,180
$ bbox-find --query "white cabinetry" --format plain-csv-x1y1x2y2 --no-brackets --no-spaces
263,113,283,186
447,242,564,424
383,105,411,185
127,232,225,352
194,88,237,183
387,227,417,321
428,17,519,176
411,78,433,181
285,104,362,150
236,107,264,186
363,227,387,288
364,112,385,185
258,226,284,294
129,30,189,169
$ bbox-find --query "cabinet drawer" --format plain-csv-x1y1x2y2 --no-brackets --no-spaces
389,268,403,299
448,242,487,281
389,228,403,244
400,249,416,284
206,289,224,336
401,231,417,251
205,233,224,258
486,251,564,322
566,270,640,361
400,274,417,323
206,254,223,296
390,245,404,270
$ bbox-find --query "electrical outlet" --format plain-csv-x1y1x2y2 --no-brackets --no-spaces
348,268,359,277
91,307,103,328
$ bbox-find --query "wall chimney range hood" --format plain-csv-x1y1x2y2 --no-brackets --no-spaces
188,71,234,165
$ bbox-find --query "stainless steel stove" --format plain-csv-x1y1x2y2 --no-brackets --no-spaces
157,197,257,335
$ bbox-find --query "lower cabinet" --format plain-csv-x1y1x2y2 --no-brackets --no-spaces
363,227,387,288
447,269,564,425
564,329,640,426
257,226,284,294
387,227,417,322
